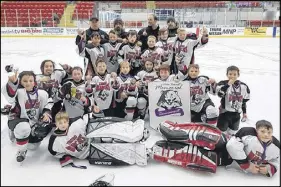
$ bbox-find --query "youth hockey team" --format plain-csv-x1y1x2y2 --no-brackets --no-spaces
1,15,279,182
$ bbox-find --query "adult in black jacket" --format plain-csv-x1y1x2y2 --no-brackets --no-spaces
75,17,109,45
167,16,179,37
113,18,127,43
138,14,160,52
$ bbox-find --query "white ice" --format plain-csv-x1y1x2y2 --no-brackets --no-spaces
1,37,280,186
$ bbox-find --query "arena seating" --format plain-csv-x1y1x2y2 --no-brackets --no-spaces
120,2,146,9
72,1,94,20
1,1,67,27
248,20,280,27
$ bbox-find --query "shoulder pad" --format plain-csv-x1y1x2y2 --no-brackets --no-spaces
235,127,257,138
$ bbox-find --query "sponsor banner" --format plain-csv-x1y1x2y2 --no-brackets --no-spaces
1,27,42,35
42,27,64,35
208,27,244,36
244,27,267,36
65,28,78,35
148,81,191,130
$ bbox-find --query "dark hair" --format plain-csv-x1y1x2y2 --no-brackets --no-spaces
256,120,273,130
40,59,55,74
90,32,101,39
18,71,36,88
226,65,240,76
149,14,158,21
127,30,137,36
71,66,83,74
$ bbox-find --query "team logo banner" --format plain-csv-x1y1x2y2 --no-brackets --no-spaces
148,81,191,130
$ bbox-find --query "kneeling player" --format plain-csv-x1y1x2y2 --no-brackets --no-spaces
48,112,149,168
183,64,218,125
226,120,279,177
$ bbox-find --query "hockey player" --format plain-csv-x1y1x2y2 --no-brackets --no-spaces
226,120,280,177
2,71,52,162
103,30,123,73
135,58,158,119
117,30,142,75
58,66,92,123
183,64,218,125
216,65,250,135
141,35,164,67
170,27,209,74
77,31,105,77
112,61,138,120
36,59,72,123
48,112,149,168
85,59,116,117
155,27,174,65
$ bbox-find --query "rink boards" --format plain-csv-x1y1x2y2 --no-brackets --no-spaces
0,26,280,38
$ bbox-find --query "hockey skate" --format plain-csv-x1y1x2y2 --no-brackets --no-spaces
89,173,115,186
16,150,27,163
87,117,148,143
158,120,228,150
151,140,217,173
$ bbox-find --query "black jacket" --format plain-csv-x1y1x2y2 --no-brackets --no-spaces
138,25,160,52
75,27,109,45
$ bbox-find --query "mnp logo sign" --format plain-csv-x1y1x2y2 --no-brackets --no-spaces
222,28,236,35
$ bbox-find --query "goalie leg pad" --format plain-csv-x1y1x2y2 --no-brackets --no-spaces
125,96,137,121
88,142,147,166
159,121,226,150
151,140,217,173
87,117,146,143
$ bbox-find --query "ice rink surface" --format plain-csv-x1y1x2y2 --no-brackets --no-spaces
1,37,280,186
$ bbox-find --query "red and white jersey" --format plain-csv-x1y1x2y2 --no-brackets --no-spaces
48,114,90,160
118,43,141,65
172,36,207,67
1,80,50,125
36,69,67,103
155,37,176,65
114,74,138,102
184,76,215,112
92,74,114,110
226,127,280,177
136,70,158,83
141,47,164,66
103,42,122,73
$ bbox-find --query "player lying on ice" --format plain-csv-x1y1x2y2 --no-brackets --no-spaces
150,120,279,177
48,112,150,169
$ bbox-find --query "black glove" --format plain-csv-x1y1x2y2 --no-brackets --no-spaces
60,82,72,99
31,122,51,139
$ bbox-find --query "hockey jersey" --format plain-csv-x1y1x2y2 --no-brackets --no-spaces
172,36,208,67
2,80,50,125
155,37,176,65
90,74,114,110
140,47,164,66
226,127,280,177
135,70,158,96
216,80,250,113
118,43,141,68
36,69,67,103
48,114,90,160
103,42,122,73
184,76,215,112
59,80,91,119
113,74,138,103
77,40,105,76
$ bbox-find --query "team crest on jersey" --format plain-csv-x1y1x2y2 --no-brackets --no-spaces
229,91,243,111
98,90,110,101
155,90,184,117
190,86,204,105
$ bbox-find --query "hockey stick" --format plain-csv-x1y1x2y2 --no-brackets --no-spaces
88,117,127,124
